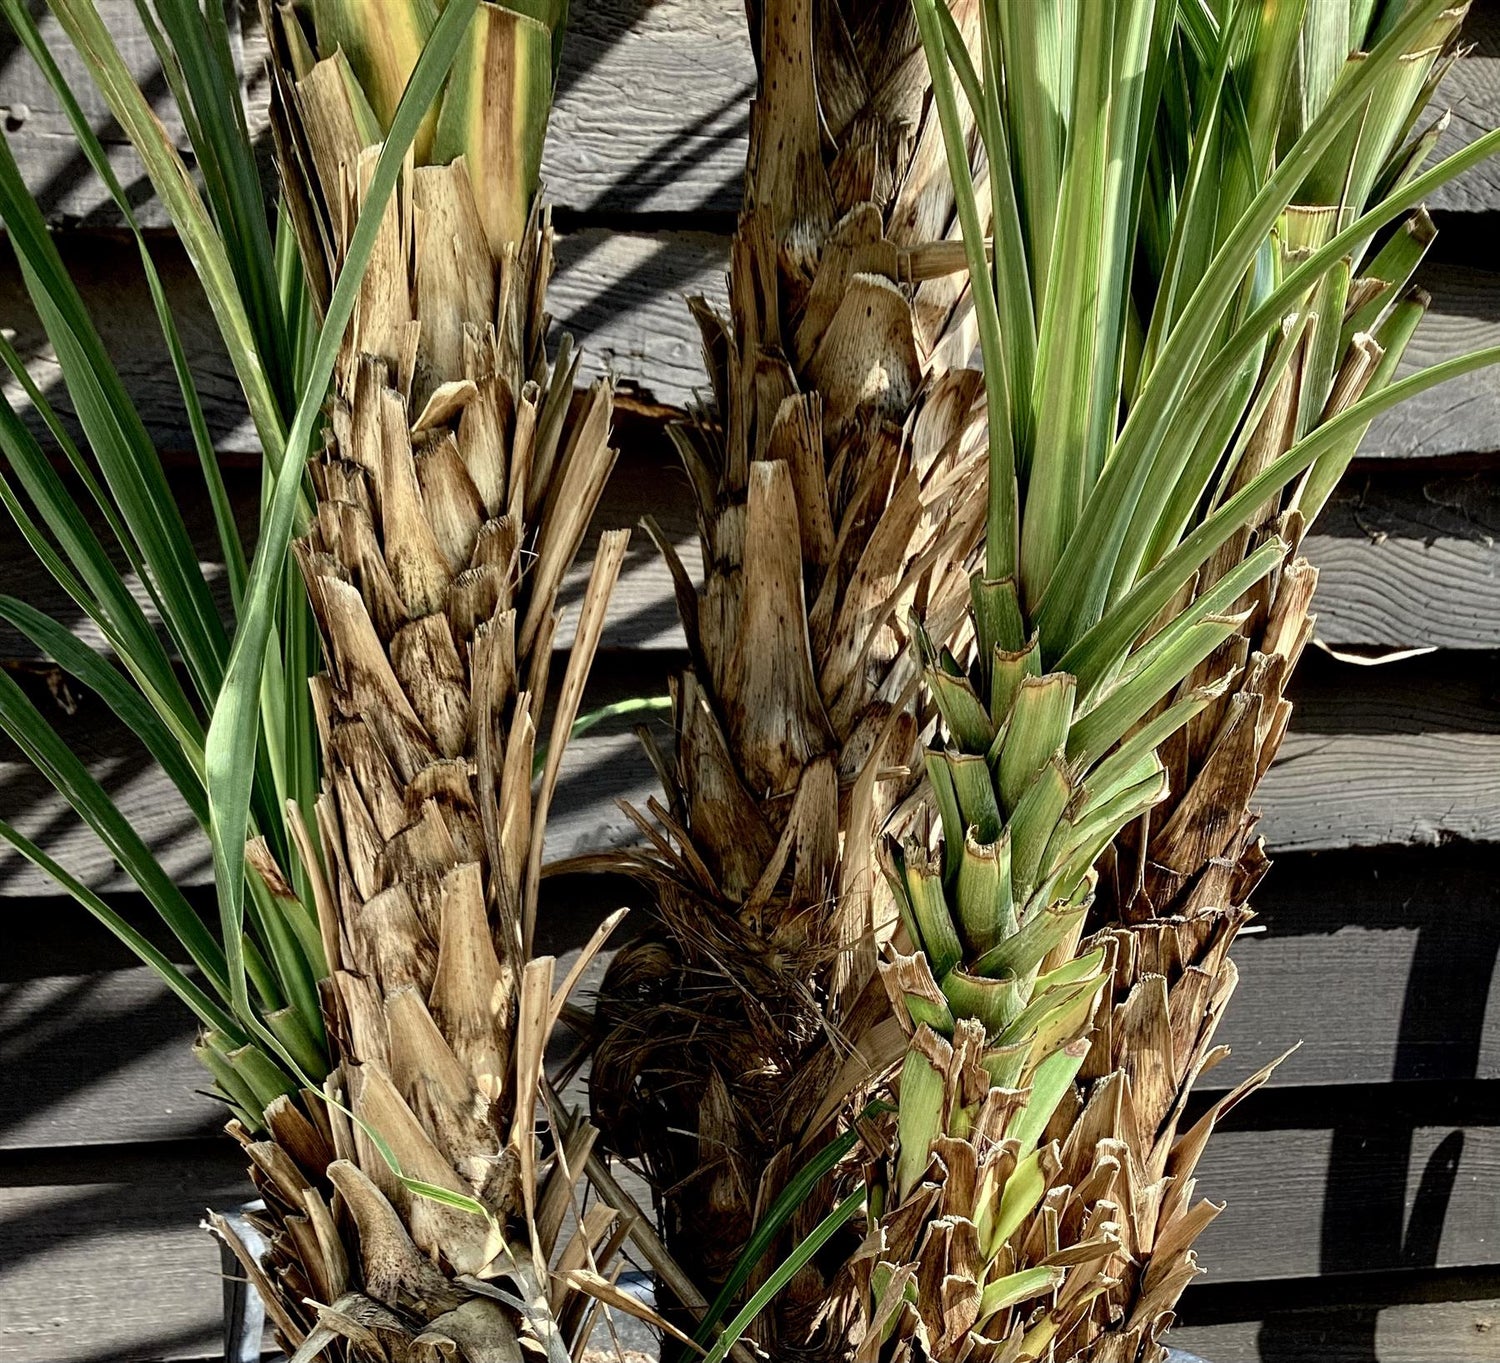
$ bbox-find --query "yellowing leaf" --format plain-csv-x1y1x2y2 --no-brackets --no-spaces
432,2,553,252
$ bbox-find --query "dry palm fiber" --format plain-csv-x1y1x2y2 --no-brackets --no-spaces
212,2,628,1359
838,3,1495,1362
589,0,991,1351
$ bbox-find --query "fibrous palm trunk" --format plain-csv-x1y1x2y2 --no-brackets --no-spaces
590,0,989,1352
213,4,627,1359
849,4,1477,1361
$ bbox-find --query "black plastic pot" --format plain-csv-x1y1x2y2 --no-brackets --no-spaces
217,1203,268,1363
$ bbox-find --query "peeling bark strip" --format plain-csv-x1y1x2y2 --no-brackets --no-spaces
589,1,990,1354
211,6,626,1359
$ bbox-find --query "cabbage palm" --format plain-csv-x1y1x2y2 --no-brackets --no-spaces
0,0,633,1357
210,2,629,1355
588,1,991,1352
848,2,1500,1360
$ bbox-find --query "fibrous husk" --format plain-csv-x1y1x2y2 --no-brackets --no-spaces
589,0,989,1353
788,2,1467,1357
213,8,626,1359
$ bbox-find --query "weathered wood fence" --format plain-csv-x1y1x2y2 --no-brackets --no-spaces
2,4,1499,1361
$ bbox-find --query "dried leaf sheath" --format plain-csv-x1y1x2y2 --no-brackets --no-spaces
590,0,988,1351
848,4,1486,1361
213,6,625,1359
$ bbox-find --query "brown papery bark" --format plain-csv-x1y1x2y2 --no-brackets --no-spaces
589,2,989,1355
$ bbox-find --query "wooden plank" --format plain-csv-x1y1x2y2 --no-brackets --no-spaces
1217,844,1500,1091
0,4,224,230
0,950,639,1363
551,230,728,413
9,464,1500,665
1194,1119,1500,1282
0,871,634,1152
1358,262,1500,462
550,238,1500,463
0,228,731,453
1259,654,1500,853
544,655,1500,865
428,455,1500,657
1307,472,1500,652
4,0,1496,226
2,228,1496,458
0,969,213,1150
1171,1293,1500,1362
0,1142,251,1363
0,233,256,456
3,455,1497,670
1428,1,1500,215
540,0,750,217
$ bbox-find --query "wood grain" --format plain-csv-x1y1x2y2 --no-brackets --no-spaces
1359,262,1500,462
550,230,729,411
1171,1292,1500,1362
1260,655,1500,853
1307,472,1500,652
1427,0,1500,215
541,0,751,217
0,3,227,229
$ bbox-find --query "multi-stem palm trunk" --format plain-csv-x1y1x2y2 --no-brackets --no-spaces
846,3,1488,1362
590,0,988,1350
213,4,626,1358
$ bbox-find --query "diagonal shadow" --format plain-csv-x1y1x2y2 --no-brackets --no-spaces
1254,849,1500,1363
0,715,209,899
0,1143,251,1280
562,89,749,223
0,972,207,1143
550,231,722,376
0,0,178,225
